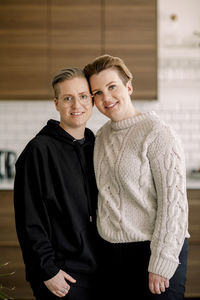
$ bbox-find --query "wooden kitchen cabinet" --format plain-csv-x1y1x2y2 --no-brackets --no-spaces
0,189,200,299
0,0,102,100
185,189,200,298
49,0,102,87
0,190,34,300
0,0,157,101
104,0,157,100
0,0,49,100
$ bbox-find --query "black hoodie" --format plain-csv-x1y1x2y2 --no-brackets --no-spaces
14,120,100,286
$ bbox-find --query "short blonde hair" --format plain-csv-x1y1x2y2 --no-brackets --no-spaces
84,54,133,86
52,68,85,98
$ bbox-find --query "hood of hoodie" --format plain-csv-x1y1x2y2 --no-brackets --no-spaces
36,119,95,146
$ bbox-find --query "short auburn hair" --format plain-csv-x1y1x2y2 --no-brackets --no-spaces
83,54,133,86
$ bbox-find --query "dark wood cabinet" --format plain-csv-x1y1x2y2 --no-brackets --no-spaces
0,189,200,299
185,189,200,298
0,0,157,101
0,190,33,300
0,0,49,100
50,0,102,73
104,0,157,100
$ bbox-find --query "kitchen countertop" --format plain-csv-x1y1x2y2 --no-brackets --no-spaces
186,177,200,190
0,179,14,190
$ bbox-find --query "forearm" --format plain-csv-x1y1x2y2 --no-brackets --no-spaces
149,143,188,279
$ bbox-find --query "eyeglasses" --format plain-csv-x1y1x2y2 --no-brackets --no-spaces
58,93,93,105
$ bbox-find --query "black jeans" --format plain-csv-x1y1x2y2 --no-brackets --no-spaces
30,279,99,300
99,239,188,300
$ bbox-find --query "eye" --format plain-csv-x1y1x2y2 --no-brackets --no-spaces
109,84,116,90
64,96,72,101
93,91,102,97
80,94,89,100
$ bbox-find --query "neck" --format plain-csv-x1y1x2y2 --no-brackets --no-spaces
113,104,141,122
59,123,85,139
127,105,141,119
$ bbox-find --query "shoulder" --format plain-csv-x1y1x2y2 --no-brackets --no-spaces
141,112,167,135
137,112,179,144
95,121,111,138
16,135,51,168
25,134,53,152
153,122,182,150
147,119,184,160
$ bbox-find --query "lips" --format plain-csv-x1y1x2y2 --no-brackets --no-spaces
105,102,118,110
71,112,83,116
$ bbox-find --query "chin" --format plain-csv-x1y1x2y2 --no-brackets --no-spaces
108,111,121,121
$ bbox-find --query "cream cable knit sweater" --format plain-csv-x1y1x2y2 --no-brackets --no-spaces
94,111,189,280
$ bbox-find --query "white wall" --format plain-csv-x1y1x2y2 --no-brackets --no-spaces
159,0,200,48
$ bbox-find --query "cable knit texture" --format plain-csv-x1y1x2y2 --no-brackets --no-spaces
94,111,189,279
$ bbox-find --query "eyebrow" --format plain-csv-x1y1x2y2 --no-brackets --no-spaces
79,91,91,95
62,94,72,97
92,81,117,93
61,91,90,97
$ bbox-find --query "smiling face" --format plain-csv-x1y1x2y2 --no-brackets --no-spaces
89,68,134,122
54,77,93,136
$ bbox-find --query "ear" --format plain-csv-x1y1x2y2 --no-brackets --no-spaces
127,80,133,96
54,98,59,111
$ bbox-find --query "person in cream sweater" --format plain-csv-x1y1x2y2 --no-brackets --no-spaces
84,54,189,300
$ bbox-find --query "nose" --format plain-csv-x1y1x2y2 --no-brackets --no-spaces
72,97,81,107
102,91,112,102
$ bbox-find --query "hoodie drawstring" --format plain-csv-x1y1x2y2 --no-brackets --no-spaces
73,140,93,223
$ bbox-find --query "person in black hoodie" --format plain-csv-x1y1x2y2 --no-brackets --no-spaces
14,68,101,300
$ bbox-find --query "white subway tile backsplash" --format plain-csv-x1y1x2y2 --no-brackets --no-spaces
180,122,199,131
0,91,200,172
0,46,200,174
185,142,200,150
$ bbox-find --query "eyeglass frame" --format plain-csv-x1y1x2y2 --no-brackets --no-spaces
55,92,93,105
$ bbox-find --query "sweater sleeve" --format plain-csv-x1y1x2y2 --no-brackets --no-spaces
14,142,60,281
147,126,189,279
